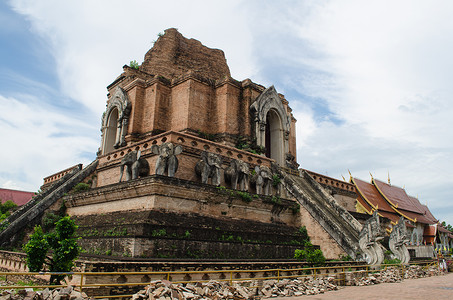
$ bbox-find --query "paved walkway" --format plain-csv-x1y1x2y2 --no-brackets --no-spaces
273,273,453,300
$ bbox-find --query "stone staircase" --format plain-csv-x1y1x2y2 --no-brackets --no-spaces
0,160,99,246
274,166,363,259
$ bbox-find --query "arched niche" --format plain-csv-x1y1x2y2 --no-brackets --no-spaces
103,108,119,154
100,87,131,155
265,109,284,165
250,86,290,166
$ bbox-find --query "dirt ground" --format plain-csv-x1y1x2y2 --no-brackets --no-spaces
272,272,453,300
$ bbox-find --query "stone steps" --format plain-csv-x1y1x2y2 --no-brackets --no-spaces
0,160,98,246
275,166,362,259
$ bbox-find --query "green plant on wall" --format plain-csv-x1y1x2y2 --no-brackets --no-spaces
272,174,281,187
129,60,139,69
294,241,325,266
72,182,90,193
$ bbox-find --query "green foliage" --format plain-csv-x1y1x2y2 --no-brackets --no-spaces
270,195,281,205
23,216,80,284
0,200,17,223
23,226,49,272
236,191,253,203
42,213,63,231
152,229,167,237
294,242,326,266
72,182,90,193
0,200,17,215
441,221,453,232
196,130,216,141
129,60,139,69
339,254,353,261
383,258,401,265
298,226,310,243
290,203,300,214
272,174,281,187
184,230,191,239
235,136,265,155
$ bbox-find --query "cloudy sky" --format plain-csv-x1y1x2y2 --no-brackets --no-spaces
1,0,452,223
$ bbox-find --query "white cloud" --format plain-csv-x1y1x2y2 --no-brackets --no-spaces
0,94,98,191
10,0,253,115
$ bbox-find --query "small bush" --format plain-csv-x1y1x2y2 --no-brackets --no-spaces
72,183,90,193
272,174,281,187
294,242,325,266
129,60,139,69
236,191,253,203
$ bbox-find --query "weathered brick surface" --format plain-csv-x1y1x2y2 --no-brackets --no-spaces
140,28,230,81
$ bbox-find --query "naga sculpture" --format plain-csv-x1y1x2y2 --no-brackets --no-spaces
253,165,273,195
151,143,183,177
195,151,223,186
119,150,150,182
358,211,385,265
389,216,411,264
225,159,250,191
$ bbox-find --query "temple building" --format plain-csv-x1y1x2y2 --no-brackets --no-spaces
308,169,452,258
1,28,450,263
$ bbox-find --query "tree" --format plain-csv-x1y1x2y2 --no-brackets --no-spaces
441,221,453,232
0,200,17,222
23,216,80,284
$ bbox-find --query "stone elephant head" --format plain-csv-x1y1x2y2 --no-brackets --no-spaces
253,165,273,195
119,150,150,182
151,142,183,177
225,159,250,191
195,151,223,186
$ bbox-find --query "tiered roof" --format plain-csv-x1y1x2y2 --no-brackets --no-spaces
351,176,438,226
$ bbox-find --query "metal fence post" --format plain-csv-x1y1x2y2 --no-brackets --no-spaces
230,271,233,285
277,270,280,283
80,273,84,294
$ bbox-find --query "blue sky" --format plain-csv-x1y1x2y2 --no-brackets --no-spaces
1,0,453,225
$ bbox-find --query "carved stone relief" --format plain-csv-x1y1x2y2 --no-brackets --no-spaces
195,151,223,186
225,159,250,191
151,143,183,177
358,211,385,265
389,216,411,264
119,150,150,182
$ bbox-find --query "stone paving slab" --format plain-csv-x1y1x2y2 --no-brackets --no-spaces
272,272,453,300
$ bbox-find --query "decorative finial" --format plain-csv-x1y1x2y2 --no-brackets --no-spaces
388,171,391,185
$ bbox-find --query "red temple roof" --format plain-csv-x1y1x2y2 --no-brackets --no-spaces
0,188,34,206
373,179,424,214
353,178,395,213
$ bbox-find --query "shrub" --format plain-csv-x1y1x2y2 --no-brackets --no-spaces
72,182,90,193
129,60,139,69
294,242,325,266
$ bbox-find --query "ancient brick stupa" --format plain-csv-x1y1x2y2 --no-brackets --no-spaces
1,28,364,261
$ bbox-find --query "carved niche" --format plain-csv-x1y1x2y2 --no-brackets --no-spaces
250,86,291,166
100,87,131,154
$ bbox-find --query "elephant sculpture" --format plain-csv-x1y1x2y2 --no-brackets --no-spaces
253,165,273,195
195,151,223,186
151,142,183,177
389,216,411,264
358,211,385,265
119,150,150,182
225,159,250,191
